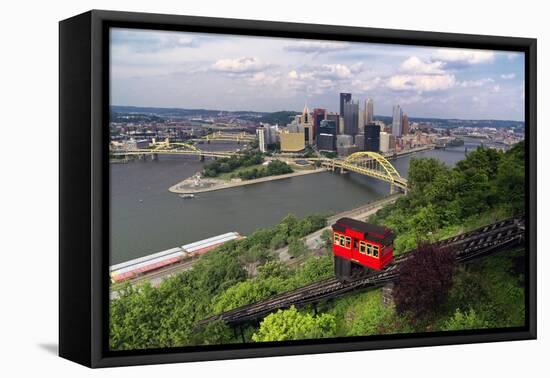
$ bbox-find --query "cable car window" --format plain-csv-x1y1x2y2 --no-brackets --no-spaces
359,241,366,254
366,244,372,255
339,235,345,247
373,246,379,258
333,232,340,244
345,236,351,249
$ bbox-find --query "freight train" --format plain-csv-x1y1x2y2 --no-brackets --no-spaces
332,217,395,282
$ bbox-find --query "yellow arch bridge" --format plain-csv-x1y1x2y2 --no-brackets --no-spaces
318,152,408,193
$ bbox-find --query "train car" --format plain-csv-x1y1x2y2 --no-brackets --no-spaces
332,217,395,282
182,232,242,257
110,247,186,283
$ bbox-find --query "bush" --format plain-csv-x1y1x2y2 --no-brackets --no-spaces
393,243,456,318
252,306,336,342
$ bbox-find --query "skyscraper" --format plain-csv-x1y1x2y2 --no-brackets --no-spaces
392,104,403,137
300,104,313,145
343,101,359,136
365,123,381,152
402,113,410,135
365,98,374,124
312,108,327,142
340,92,352,117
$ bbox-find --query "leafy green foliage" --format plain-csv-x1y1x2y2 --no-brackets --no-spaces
370,143,525,253
258,111,299,125
252,306,336,342
110,213,329,350
327,290,393,336
442,309,489,331
203,151,264,177
287,237,308,258
444,250,525,328
237,160,293,180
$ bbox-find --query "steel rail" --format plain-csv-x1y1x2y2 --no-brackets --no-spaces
196,217,524,326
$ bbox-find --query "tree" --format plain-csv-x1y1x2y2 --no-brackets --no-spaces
288,237,308,258
393,243,457,318
320,229,333,253
252,306,336,342
442,309,489,331
269,232,287,250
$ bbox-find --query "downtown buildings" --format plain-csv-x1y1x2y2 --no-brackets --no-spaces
259,91,418,156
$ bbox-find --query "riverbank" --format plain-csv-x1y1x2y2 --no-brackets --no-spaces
168,168,327,194
110,193,400,299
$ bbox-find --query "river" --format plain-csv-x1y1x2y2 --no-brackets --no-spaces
110,141,479,264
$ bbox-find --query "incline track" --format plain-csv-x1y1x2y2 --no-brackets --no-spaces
197,217,524,326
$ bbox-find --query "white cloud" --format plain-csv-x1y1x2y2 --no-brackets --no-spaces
387,74,456,92
351,77,383,92
400,56,445,74
247,72,278,86
492,85,501,93
501,73,516,80
316,64,352,79
284,41,350,53
432,48,495,64
288,64,353,81
212,57,265,74
459,78,494,87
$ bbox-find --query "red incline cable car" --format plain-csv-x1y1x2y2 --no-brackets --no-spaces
332,217,395,282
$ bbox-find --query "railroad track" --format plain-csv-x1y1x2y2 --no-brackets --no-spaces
197,217,524,326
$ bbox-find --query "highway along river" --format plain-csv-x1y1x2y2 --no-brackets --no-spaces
110,142,476,265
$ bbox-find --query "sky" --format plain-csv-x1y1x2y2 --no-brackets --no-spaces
110,28,525,121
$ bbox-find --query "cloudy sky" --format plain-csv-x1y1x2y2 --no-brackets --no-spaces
111,28,525,121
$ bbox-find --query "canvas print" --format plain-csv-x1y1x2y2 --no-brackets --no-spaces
108,27,526,351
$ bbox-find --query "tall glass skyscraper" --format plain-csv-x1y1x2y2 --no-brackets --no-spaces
340,92,352,117
365,98,374,124
343,101,359,136
392,104,403,137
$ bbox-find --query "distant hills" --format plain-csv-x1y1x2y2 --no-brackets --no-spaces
111,105,523,128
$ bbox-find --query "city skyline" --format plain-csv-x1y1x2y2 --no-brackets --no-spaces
111,28,525,121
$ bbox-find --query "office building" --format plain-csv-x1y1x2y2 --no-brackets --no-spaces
343,101,359,136
280,129,305,152
318,119,337,137
317,133,336,151
379,131,396,153
337,144,360,157
326,112,339,130
365,123,381,152
402,113,410,135
337,134,354,147
300,104,313,145
340,92,352,117
358,110,365,135
256,127,266,152
312,108,326,141
354,134,365,150
365,98,374,124
392,104,403,137
256,123,279,152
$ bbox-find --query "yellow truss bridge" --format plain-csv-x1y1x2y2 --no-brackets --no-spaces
111,139,242,159
319,151,408,193
203,131,256,143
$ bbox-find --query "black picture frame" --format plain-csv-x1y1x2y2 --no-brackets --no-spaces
59,9,537,368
